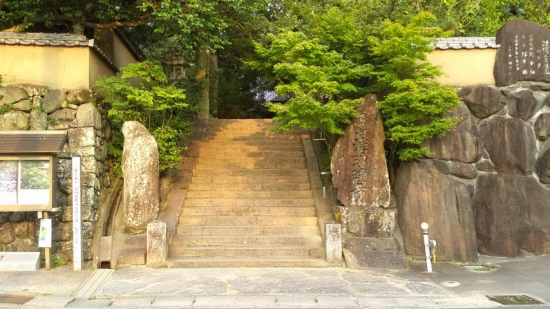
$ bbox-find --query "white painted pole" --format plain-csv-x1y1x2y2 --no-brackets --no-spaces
72,157,82,271
421,222,432,273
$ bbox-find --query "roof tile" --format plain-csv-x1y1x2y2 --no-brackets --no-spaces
434,37,499,50
0,32,90,47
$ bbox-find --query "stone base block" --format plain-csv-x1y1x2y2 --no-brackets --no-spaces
0,252,40,271
343,237,406,269
99,236,112,262
117,249,146,266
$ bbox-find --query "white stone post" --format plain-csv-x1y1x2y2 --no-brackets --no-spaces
326,223,342,266
72,157,83,271
147,221,167,267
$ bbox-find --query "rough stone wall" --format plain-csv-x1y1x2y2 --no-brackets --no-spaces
0,84,110,262
396,20,550,262
396,82,550,261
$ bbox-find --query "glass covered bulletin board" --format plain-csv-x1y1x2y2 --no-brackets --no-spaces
0,156,54,211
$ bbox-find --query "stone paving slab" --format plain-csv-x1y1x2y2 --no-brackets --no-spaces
275,294,319,308
192,295,238,308
24,296,73,308
111,297,155,307
150,296,196,307
65,298,112,307
5,256,550,308
313,295,358,308
394,296,439,307
356,297,401,308
232,295,277,308
84,266,505,308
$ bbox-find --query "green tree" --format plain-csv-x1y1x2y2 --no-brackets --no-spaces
252,7,458,161
368,13,459,162
95,61,192,174
0,0,267,51
249,30,370,151
372,0,550,36
0,0,271,120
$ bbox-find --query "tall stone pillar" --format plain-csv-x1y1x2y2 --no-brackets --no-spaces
122,121,160,234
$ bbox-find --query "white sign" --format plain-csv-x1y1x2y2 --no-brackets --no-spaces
72,157,82,271
38,219,52,248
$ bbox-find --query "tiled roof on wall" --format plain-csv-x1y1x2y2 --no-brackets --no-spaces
434,37,499,50
0,32,91,47
0,32,118,70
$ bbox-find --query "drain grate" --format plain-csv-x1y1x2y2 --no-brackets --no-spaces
487,295,544,305
0,293,34,305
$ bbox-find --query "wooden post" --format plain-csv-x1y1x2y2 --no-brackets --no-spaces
43,211,50,270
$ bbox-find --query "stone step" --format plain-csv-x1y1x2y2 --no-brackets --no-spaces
205,140,302,147
208,135,302,141
206,124,295,130
187,182,311,191
190,175,309,184
168,118,324,268
205,121,280,130
195,161,306,169
195,156,306,165
185,190,313,198
183,198,315,207
177,225,320,236
169,246,325,258
197,150,305,158
207,125,300,132
172,235,323,247
181,206,316,216
196,156,305,164
179,216,318,226
166,257,328,268
200,145,304,152
192,168,309,177
0,252,40,271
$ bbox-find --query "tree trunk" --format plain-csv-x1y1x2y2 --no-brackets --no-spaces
195,49,210,119
209,53,219,118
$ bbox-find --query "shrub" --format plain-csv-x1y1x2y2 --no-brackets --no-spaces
95,61,193,176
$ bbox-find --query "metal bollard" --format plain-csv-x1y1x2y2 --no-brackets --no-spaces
429,239,437,264
421,222,432,273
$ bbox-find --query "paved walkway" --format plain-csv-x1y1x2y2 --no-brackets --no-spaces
0,255,548,308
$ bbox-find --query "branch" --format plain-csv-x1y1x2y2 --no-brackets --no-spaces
31,13,153,30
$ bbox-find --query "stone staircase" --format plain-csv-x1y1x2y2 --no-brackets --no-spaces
166,119,327,267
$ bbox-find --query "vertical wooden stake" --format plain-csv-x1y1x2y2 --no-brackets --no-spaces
43,211,50,270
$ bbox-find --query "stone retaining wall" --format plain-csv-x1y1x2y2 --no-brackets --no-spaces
396,82,550,261
0,84,111,262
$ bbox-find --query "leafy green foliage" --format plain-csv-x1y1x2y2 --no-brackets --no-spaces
368,13,459,161
52,256,67,266
95,61,193,175
0,0,150,31
251,9,458,160
353,0,550,36
250,30,370,151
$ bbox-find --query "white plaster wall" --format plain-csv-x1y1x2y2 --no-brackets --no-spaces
113,33,139,69
427,48,497,86
0,45,90,89
0,45,118,90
